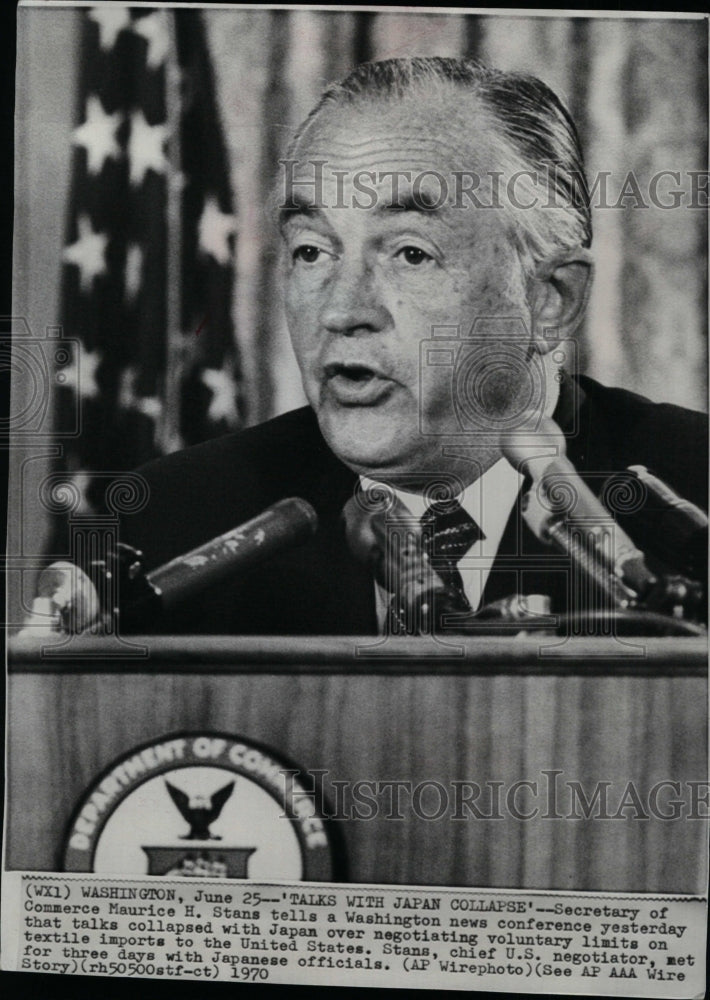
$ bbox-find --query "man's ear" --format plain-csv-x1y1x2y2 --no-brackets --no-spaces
528,250,594,354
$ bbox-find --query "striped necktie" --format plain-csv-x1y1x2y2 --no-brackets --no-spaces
420,499,484,608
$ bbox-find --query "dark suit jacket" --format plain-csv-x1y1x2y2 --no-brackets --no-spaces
122,375,707,634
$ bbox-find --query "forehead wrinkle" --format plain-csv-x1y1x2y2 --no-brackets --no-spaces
283,150,489,215
300,134,465,156
293,142,477,176
292,92,496,169
287,156,446,178
295,119,460,148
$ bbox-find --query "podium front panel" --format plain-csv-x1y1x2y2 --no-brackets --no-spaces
7,636,707,893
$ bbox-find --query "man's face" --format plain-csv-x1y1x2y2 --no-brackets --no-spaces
281,97,539,485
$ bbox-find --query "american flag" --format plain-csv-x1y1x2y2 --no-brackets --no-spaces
54,6,243,531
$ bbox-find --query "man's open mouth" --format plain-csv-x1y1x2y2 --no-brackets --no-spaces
323,363,395,404
325,362,380,380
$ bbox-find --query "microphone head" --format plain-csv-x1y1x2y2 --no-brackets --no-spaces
36,561,101,633
342,492,416,586
499,414,567,478
278,496,319,534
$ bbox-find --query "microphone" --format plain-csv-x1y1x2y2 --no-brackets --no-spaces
500,416,657,605
17,561,102,635
142,496,318,612
342,493,468,633
20,498,318,635
622,465,708,580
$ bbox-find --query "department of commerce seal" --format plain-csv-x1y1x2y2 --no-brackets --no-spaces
62,732,340,881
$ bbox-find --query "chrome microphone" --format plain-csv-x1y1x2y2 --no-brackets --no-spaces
18,561,102,635
623,465,708,581
342,493,468,633
500,415,657,605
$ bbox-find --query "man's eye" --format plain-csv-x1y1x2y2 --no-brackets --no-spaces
396,246,433,266
293,245,323,264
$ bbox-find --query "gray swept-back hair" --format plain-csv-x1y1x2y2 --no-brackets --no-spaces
288,57,592,276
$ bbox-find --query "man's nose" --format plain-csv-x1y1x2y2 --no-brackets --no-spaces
319,258,390,335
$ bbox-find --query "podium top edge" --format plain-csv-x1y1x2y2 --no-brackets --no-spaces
6,634,709,675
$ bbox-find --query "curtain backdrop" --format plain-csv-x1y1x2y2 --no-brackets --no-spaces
206,10,707,423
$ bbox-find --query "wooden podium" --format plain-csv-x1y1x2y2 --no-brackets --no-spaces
7,635,708,893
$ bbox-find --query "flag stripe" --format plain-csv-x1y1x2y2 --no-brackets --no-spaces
54,6,243,536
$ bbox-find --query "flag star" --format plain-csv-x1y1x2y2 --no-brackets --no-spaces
119,367,163,421
124,244,143,302
127,110,168,187
132,11,170,69
62,214,108,293
88,7,131,51
60,342,101,400
138,396,163,421
72,95,122,175
201,362,240,426
198,197,236,266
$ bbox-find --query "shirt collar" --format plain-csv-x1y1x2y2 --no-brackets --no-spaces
362,458,523,551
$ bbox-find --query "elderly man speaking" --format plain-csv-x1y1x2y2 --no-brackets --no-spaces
123,58,707,636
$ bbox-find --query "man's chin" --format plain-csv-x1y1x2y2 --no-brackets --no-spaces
323,438,414,478
316,408,503,486
316,410,419,477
